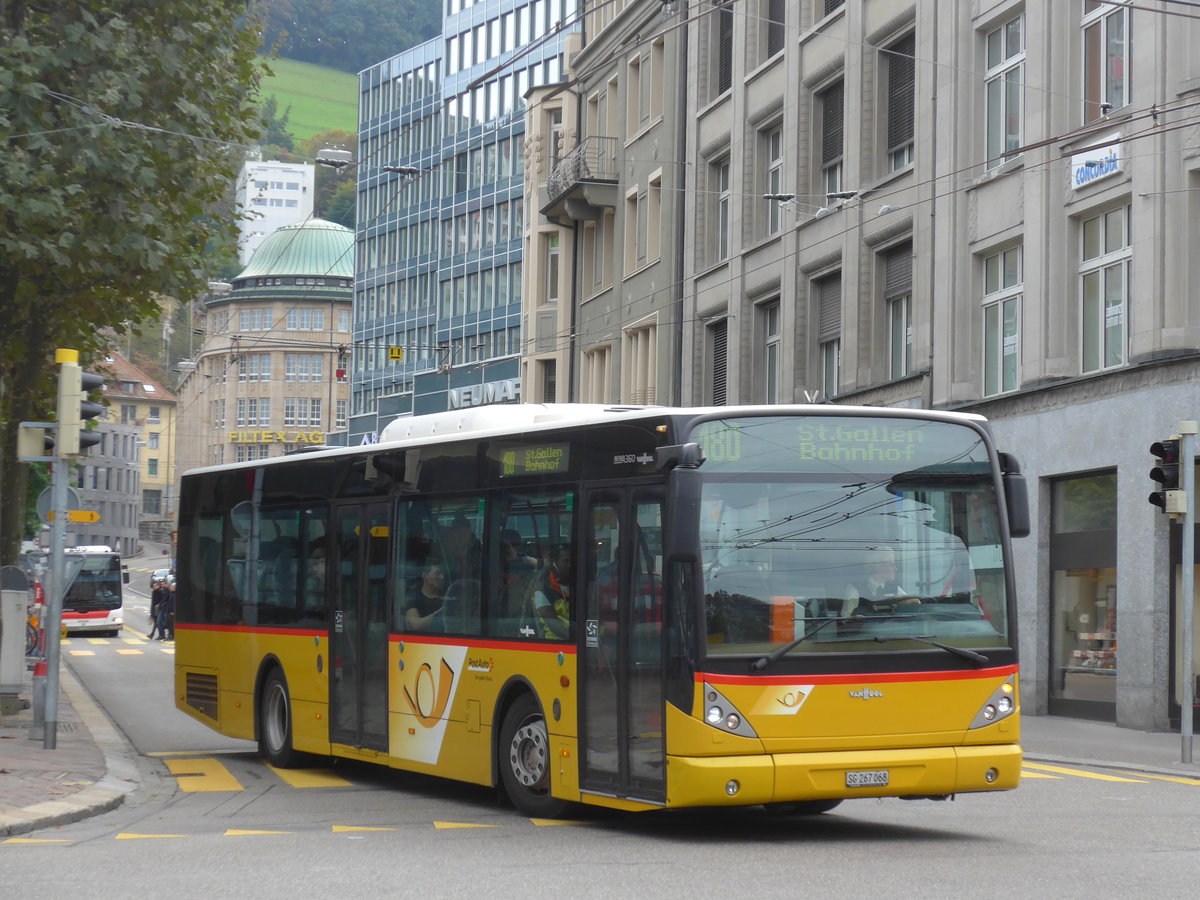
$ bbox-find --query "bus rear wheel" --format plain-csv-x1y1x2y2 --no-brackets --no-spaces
499,694,567,818
258,668,301,768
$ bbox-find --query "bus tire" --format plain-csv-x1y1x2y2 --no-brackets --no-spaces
763,799,842,815
498,693,567,818
258,667,301,768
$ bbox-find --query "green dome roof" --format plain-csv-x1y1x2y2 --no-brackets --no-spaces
236,219,354,280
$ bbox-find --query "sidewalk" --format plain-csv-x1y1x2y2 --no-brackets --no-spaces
0,659,139,837
2,666,1198,837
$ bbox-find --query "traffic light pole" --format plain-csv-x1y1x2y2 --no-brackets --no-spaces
41,444,69,749
1181,422,1197,764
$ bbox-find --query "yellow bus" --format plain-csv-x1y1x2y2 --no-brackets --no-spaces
175,403,1028,817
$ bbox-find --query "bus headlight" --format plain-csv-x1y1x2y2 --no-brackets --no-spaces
700,684,758,738
969,677,1018,729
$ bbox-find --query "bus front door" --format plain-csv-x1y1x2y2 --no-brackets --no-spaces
579,488,665,803
330,502,390,751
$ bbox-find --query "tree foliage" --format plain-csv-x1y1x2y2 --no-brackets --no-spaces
260,0,441,74
0,1,264,562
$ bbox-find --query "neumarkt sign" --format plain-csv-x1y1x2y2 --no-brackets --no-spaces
228,430,327,444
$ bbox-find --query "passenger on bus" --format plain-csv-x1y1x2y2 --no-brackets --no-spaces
404,562,446,631
441,514,481,583
499,528,538,617
531,545,571,639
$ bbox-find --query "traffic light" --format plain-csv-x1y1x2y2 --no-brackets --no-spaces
55,349,105,457
1149,437,1184,514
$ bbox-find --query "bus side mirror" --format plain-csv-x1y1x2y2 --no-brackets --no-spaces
656,442,706,472
999,453,1030,538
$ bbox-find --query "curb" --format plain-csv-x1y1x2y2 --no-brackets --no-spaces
0,666,140,838
1021,752,1200,780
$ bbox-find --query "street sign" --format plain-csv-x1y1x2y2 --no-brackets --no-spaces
388,346,404,361
36,486,82,525
45,510,102,523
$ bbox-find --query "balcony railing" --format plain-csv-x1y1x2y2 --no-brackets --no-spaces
546,136,619,204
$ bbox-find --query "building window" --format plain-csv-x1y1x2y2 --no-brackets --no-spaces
708,318,728,406
815,271,842,399
238,354,270,382
883,243,913,379
818,79,844,196
763,125,784,235
286,309,325,331
544,232,560,302
763,0,785,60
336,399,348,428
647,173,661,262
581,345,612,403
143,490,162,515
1080,205,1130,373
285,354,324,382
120,404,137,424
761,300,781,404
540,358,558,403
1083,2,1130,123
712,1,734,99
148,432,160,449
1049,471,1118,716
983,246,1022,396
147,458,159,476
147,406,160,424
985,14,1024,169
712,156,731,262
883,31,915,170
623,320,658,404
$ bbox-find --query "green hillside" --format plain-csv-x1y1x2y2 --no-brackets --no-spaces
259,56,358,141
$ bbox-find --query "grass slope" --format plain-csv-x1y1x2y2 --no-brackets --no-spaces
259,56,358,142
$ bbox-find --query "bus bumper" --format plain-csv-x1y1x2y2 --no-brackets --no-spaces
665,744,1022,807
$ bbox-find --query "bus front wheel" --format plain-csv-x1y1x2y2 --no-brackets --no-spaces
258,668,301,768
499,694,567,818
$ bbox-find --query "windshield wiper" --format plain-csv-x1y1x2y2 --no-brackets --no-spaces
751,615,848,671
872,635,989,666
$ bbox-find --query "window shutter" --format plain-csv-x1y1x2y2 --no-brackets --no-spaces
767,0,785,57
821,81,844,165
710,319,728,405
716,4,734,94
817,273,842,342
884,243,913,298
886,33,916,151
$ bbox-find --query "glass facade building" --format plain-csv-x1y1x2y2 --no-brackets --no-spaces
349,0,577,443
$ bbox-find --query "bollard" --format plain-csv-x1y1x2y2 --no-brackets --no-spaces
31,658,47,728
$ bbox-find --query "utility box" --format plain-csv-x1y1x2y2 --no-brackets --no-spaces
1,565,30,714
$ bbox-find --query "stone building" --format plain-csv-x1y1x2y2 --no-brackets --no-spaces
174,219,354,482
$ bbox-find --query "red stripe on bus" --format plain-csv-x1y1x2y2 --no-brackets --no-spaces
62,611,111,620
390,633,578,654
698,665,1017,686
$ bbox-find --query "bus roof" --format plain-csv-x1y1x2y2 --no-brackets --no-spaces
182,403,990,478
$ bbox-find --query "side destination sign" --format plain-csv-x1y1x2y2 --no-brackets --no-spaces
495,442,570,477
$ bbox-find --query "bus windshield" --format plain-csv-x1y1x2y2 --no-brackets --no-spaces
692,415,1009,658
64,552,124,613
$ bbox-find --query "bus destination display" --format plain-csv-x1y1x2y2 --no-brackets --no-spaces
495,442,571,477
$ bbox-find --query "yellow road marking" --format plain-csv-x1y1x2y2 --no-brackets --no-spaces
1111,770,1200,786
333,825,398,832
266,764,353,788
530,818,589,826
1022,762,1146,783
164,757,244,792
86,638,110,645
116,649,142,656
434,821,499,829
1019,770,1060,779
115,833,186,840
225,829,293,836
69,650,95,657
3,838,72,844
